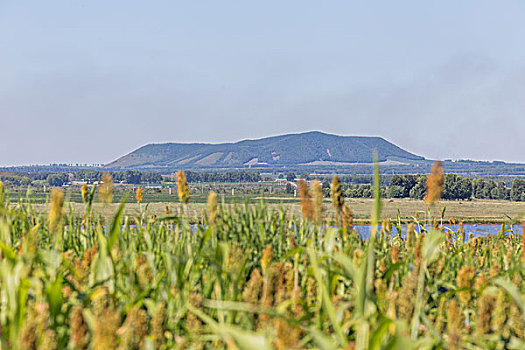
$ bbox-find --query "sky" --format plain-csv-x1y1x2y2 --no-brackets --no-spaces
1,1,525,166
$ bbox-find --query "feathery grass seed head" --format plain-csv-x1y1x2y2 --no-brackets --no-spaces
207,191,219,224
99,172,114,204
176,170,189,204
81,183,89,204
48,187,64,232
330,176,344,214
298,179,313,220
135,187,143,204
311,180,324,224
425,161,444,204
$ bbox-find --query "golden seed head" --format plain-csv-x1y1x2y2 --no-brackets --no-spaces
242,268,263,304
492,290,508,333
207,191,219,224
99,172,114,204
176,170,189,204
119,306,148,349
447,299,463,331
81,183,89,204
298,179,313,221
474,273,488,292
0,180,4,195
136,186,143,204
310,180,324,224
424,161,444,205
414,234,423,265
456,266,475,304
152,301,168,349
165,205,169,216
342,203,353,232
330,176,344,213
407,223,416,248
70,305,88,349
476,293,495,336
397,270,418,321
261,244,273,275
48,187,64,232
391,245,400,264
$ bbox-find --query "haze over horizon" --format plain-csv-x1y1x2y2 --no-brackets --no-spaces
1,1,525,166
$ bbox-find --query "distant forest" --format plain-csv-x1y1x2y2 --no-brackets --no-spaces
2,169,525,202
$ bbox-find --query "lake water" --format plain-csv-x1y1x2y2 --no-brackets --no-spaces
353,224,520,240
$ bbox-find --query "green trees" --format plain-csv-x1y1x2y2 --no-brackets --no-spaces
286,172,296,182
511,178,525,201
473,179,512,200
184,171,262,183
388,174,473,200
442,174,472,200
46,173,69,186
387,185,405,198
390,174,419,197
409,177,426,199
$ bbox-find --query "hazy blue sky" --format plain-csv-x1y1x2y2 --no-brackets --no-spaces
1,1,525,166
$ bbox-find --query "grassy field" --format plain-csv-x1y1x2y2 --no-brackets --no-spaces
31,197,525,224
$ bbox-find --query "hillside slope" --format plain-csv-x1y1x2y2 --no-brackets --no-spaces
106,131,424,169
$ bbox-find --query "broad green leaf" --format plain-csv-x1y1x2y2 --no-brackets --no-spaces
108,194,128,251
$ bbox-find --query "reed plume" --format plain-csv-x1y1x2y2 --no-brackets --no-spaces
310,179,324,224
207,191,219,224
397,269,418,321
81,183,89,204
118,306,148,350
99,172,114,204
242,268,263,304
297,179,313,220
135,186,143,204
424,161,443,204
48,187,64,233
261,244,273,276
330,176,344,215
406,223,416,248
491,290,508,334
342,203,353,232
391,245,400,264
447,299,463,331
476,293,495,336
176,170,189,204
152,301,167,349
70,305,88,350
456,266,475,305
474,273,488,292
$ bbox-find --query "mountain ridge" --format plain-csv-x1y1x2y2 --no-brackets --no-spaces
106,131,425,169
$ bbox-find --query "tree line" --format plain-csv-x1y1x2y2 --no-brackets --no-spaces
297,174,525,201
377,174,525,201
0,170,262,187
182,171,261,183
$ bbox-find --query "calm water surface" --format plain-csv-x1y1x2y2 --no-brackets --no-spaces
353,224,520,240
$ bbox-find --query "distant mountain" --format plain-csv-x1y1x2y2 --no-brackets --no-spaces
106,131,425,169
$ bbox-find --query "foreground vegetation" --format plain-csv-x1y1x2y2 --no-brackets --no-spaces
0,164,524,349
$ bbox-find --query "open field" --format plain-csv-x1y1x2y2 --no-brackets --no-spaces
31,197,525,224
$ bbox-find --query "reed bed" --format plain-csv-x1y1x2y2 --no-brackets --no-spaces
0,162,524,349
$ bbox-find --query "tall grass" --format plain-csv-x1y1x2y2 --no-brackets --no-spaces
0,161,523,349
